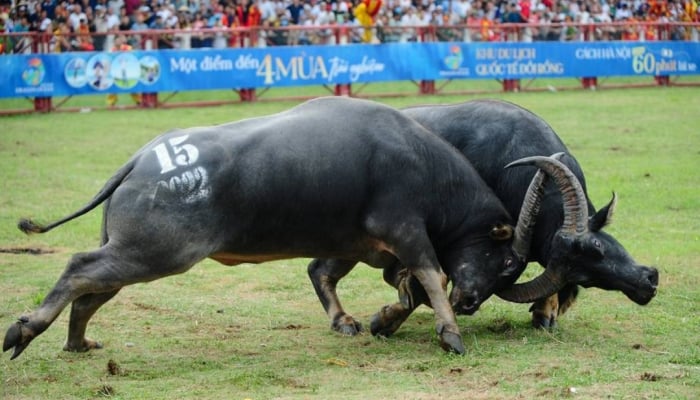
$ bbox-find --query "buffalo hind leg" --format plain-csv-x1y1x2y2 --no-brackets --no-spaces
64,290,121,352
4,246,195,359
307,259,363,335
370,264,431,337
4,251,123,359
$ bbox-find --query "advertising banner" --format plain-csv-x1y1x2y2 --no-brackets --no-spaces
1,41,698,99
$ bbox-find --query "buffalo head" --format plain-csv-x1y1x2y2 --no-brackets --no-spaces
440,223,523,315
498,156,659,305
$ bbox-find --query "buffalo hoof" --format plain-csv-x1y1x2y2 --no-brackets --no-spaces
439,331,465,355
532,314,557,330
369,304,409,338
63,337,104,353
332,313,363,336
3,318,35,360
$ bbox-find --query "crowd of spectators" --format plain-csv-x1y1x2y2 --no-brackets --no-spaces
0,0,698,53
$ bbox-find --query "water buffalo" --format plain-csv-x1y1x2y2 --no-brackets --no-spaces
370,100,660,334
5,97,533,359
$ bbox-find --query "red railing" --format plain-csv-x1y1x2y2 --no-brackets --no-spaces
3,21,699,55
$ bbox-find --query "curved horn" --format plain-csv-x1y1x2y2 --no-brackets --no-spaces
496,267,566,303
498,154,587,303
510,152,565,262
506,155,588,234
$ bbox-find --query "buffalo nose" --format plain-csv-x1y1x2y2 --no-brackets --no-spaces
453,291,480,315
646,267,659,288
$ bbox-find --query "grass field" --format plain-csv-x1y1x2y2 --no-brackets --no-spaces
1,87,699,399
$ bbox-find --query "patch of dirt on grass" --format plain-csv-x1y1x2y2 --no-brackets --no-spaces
95,384,115,397
107,359,124,376
640,372,661,382
487,318,516,335
273,324,307,330
0,247,56,255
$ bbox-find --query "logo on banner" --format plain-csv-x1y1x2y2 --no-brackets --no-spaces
443,45,463,70
440,45,470,77
14,57,54,95
22,58,46,86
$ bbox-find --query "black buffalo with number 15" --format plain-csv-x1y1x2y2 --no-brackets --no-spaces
5,97,546,359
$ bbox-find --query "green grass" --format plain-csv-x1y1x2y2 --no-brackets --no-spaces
1,87,699,399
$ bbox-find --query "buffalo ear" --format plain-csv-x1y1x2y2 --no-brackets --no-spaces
489,224,513,241
590,192,617,232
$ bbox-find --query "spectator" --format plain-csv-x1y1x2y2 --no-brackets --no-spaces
41,0,56,20
453,0,471,20
105,5,120,29
68,3,87,31
93,5,109,50
591,1,614,40
13,14,32,53
399,6,420,42
118,8,131,31
287,0,304,24
172,16,192,48
73,16,94,50
298,5,315,44
108,0,124,15
259,0,275,22
502,1,526,23
38,8,52,32
51,20,73,51
315,1,335,43
376,9,401,42
353,0,383,43
129,10,148,48
615,2,633,20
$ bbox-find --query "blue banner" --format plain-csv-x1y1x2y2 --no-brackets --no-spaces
1,41,698,98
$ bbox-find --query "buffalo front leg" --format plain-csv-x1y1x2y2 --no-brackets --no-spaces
384,226,464,354
530,284,579,329
410,265,464,354
307,259,363,335
64,290,121,352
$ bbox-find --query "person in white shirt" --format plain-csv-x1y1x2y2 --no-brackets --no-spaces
69,4,88,32
399,6,421,42
38,9,52,32
259,0,276,22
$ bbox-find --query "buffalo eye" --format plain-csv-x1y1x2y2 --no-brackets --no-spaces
501,258,518,276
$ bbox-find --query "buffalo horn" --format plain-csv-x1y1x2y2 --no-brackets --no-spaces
505,155,588,234
496,266,566,303
497,154,587,302
510,152,565,262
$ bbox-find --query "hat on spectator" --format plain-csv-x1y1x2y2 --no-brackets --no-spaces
178,5,189,12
